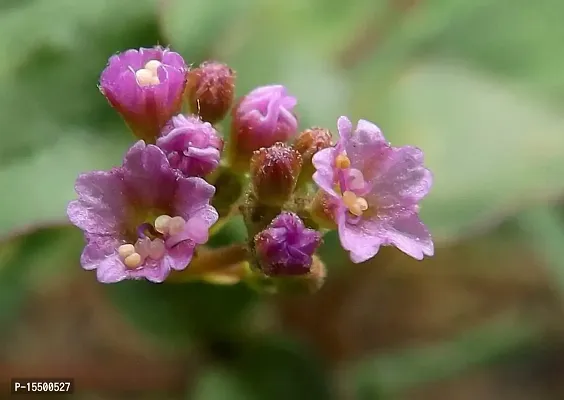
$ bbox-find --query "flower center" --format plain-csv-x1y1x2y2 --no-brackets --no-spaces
135,60,162,87
118,214,187,269
334,153,370,217
335,154,351,169
342,190,368,217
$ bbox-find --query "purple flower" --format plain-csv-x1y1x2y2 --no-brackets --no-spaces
99,47,188,143
312,116,434,263
67,141,218,283
254,212,322,276
230,85,298,169
157,114,223,177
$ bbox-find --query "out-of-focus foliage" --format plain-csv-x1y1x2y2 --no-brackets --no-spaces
2,0,564,398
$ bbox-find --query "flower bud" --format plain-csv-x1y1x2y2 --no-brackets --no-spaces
185,61,235,124
99,47,188,143
254,212,322,277
230,85,298,171
293,127,332,187
310,190,338,230
250,143,302,206
156,114,223,177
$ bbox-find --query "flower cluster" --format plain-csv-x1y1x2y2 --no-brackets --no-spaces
67,45,434,291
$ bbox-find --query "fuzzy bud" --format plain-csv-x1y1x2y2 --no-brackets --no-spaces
185,61,235,124
254,212,322,277
293,127,332,187
250,143,302,206
230,85,298,171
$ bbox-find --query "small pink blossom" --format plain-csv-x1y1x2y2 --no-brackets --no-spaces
312,116,434,263
67,141,218,283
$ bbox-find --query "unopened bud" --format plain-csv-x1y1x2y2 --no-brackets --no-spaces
250,143,302,206
254,212,322,277
230,85,298,171
293,127,332,187
310,190,338,229
185,61,235,124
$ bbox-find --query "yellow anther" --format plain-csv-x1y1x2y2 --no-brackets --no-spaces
124,252,142,269
335,154,351,169
148,239,166,260
357,197,368,211
342,191,357,209
118,244,136,259
135,68,160,86
168,216,186,236
349,203,364,216
144,60,162,74
342,190,369,216
154,215,172,234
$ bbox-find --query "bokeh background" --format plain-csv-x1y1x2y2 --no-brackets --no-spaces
2,0,564,398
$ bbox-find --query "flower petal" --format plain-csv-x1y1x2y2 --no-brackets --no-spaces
96,255,128,283
173,177,218,224
381,212,434,260
122,141,178,211
312,147,339,198
67,169,126,235
366,145,433,208
338,212,383,264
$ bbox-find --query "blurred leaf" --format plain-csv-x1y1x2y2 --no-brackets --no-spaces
0,0,159,158
386,61,564,241
191,368,252,400
350,313,542,398
0,227,82,328
225,337,333,400
160,0,251,61
0,134,128,238
207,215,247,248
517,206,564,294
104,280,257,347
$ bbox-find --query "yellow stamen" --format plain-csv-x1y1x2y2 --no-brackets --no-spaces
135,68,160,86
144,60,162,74
124,252,142,269
118,244,136,259
154,215,172,234
342,190,369,216
335,154,351,169
342,191,357,209
168,216,186,236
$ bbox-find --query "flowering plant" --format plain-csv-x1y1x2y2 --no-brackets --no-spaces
67,46,434,292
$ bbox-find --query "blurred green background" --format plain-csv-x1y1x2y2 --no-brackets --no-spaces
2,0,564,398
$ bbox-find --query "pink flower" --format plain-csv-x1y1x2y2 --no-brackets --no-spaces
99,47,187,143
312,116,434,263
67,141,218,283
157,114,223,177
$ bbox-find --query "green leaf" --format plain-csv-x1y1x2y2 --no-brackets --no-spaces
386,61,564,241
104,280,257,348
